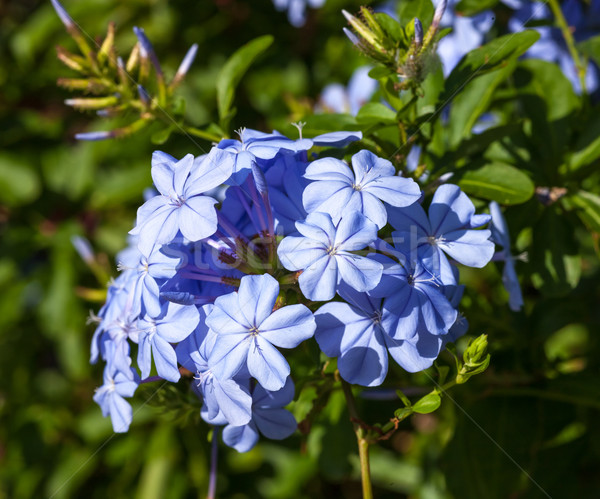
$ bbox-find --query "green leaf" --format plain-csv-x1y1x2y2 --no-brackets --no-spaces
568,114,600,171
531,206,581,296
569,190,600,233
443,31,540,102
455,0,500,16
216,35,274,125
151,126,174,145
448,62,515,149
356,102,397,125
457,163,535,205
578,34,600,67
412,392,442,414
396,0,434,27
0,153,41,206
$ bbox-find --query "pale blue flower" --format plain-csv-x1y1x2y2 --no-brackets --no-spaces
207,274,315,391
303,150,421,228
137,301,200,382
277,211,383,301
222,377,297,453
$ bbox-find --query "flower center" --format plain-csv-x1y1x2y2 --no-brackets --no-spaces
249,325,260,336
351,183,362,191
371,311,382,324
326,245,338,256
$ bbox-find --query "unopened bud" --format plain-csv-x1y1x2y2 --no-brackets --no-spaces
137,85,151,108
97,22,115,67
342,9,386,54
432,0,447,31
71,235,95,264
133,26,163,77
56,46,86,72
75,130,114,141
343,27,361,47
414,18,423,48
171,44,198,88
51,0,75,30
65,95,119,110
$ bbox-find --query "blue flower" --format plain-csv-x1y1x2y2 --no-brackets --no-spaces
277,211,383,301
207,274,315,391
272,0,326,27
303,150,421,228
137,301,200,382
369,250,458,340
315,284,443,386
387,184,494,281
319,67,378,115
435,0,494,75
176,305,253,426
222,377,297,453
130,149,233,256
93,342,140,433
217,128,312,185
120,246,180,318
489,201,524,311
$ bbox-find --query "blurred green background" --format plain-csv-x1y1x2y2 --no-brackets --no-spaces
1,1,600,498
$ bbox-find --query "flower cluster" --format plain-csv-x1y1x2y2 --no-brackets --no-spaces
90,127,494,451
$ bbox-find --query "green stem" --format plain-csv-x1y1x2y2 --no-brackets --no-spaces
341,380,373,499
182,126,223,143
547,0,587,93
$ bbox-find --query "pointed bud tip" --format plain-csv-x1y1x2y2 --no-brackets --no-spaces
175,43,199,78
51,0,75,29
75,131,113,141
342,27,360,47
341,9,354,22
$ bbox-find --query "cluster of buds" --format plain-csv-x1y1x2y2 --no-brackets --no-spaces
51,0,204,142
342,0,448,90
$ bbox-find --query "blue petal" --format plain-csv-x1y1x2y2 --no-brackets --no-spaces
385,331,441,373
247,336,290,391
208,377,252,426
334,211,378,251
364,176,421,208
438,229,494,268
311,131,362,147
298,254,338,301
223,422,259,453
237,274,279,327
108,394,133,432
152,335,181,382
277,236,327,271
209,333,250,381
253,376,295,408
296,212,337,244
179,196,218,242
302,180,352,217
156,302,199,343
429,184,476,234
254,407,297,439
304,157,354,182
259,304,315,348
336,253,383,292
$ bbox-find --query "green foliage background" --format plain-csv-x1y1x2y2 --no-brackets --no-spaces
1,1,600,498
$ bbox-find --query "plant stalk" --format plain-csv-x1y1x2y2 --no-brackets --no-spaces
341,379,373,499
547,0,587,93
